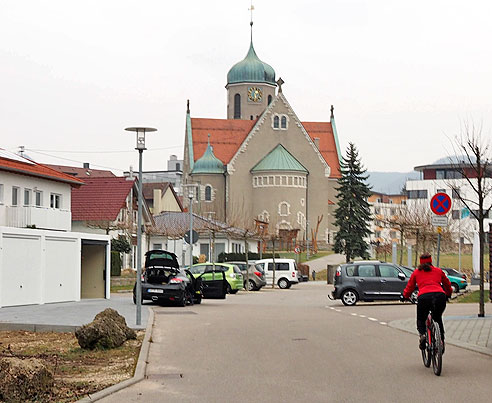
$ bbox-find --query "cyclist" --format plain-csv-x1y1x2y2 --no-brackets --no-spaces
402,253,453,352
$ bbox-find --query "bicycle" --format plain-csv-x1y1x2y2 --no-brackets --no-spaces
421,310,443,376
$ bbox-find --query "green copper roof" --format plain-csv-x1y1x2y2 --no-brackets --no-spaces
191,138,224,174
251,144,308,173
227,41,276,85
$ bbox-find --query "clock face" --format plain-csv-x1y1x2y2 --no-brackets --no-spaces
248,87,263,102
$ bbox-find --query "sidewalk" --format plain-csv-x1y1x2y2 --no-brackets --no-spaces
0,293,148,332
305,253,345,274
389,314,492,356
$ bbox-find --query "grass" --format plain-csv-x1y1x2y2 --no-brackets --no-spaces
278,250,333,263
454,290,492,304
110,284,134,293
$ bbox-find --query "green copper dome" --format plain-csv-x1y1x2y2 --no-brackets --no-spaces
191,139,224,175
251,144,308,173
227,41,276,85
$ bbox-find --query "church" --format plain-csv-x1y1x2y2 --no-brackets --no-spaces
182,28,342,246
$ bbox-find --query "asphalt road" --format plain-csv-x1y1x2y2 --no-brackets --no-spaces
100,283,491,403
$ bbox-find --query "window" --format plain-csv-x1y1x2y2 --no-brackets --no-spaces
12,186,19,206
176,163,181,171
390,231,396,239
24,189,31,206
379,265,399,278
50,193,61,209
390,208,396,215
437,189,446,193
357,265,376,277
436,170,445,179
452,210,460,219
346,266,356,276
281,116,287,129
204,185,212,201
376,198,382,203
268,95,272,105
278,202,290,216
254,177,258,187
273,115,280,128
275,176,280,185
234,94,241,119
452,188,460,199
407,190,427,199
268,262,289,271
35,190,42,207
153,243,162,250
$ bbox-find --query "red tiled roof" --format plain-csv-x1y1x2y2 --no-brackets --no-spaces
191,118,256,164
45,164,115,178
190,118,341,178
71,177,135,221
301,122,341,178
0,155,84,186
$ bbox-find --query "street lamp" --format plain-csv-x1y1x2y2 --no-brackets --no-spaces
183,184,199,269
125,126,157,326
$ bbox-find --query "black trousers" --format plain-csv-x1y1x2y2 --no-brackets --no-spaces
417,292,447,340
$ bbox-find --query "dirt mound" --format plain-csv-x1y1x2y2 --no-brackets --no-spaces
75,308,136,350
0,357,54,402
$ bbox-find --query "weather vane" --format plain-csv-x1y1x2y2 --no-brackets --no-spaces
249,2,255,41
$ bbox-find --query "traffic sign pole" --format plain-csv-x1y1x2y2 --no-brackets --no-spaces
437,232,441,267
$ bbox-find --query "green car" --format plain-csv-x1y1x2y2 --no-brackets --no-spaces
191,263,243,294
446,273,468,293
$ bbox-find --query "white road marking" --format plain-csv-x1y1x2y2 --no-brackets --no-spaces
368,317,378,321
351,313,357,316
358,314,366,318
335,309,341,312
380,322,387,325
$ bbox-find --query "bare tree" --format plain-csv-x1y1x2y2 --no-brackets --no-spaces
448,125,492,316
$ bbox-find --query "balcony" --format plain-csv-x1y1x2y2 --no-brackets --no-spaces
5,206,71,231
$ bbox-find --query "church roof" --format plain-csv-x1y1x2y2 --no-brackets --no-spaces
189,118,340,178
251,144,308,173
227,42,276,85
191,138,225,174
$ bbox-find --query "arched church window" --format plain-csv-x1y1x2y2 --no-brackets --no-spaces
204,185,212,201
176,162,181,171
268,95,272,105
234,94,241,119
278,201,290,216
281,116,287,129
273,115,280,128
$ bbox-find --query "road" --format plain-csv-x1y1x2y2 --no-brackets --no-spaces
101,282,491,403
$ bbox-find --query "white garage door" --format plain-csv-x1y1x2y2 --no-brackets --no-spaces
1,233,42,306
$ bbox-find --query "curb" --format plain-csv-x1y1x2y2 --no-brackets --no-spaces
78,307,155,402
388,318,492,357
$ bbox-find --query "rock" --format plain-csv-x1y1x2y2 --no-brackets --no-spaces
75,308,136,350
0,357,54,402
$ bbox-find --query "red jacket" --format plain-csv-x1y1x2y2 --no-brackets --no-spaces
403,266,452,298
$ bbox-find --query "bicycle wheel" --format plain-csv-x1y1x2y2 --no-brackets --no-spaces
421,330,431,368
431,321,443,376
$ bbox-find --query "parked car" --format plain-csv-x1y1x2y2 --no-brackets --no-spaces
442,267,467,280
227,261,266,291
254,259,299,289
330,261,417,306
191,263,244,294
445,272,468,293
133,250,227,306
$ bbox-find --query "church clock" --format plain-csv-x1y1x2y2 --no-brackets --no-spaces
247,86,263,102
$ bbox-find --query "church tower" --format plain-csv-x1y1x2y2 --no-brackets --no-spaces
225,21,277,120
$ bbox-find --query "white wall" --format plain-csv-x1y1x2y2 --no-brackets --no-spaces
0,171,72,231
0,226,110,308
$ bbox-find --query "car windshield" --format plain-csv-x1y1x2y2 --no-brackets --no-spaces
232,263,247,271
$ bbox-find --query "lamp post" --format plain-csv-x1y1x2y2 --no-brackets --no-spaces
125,126,156,326
183,184,199,269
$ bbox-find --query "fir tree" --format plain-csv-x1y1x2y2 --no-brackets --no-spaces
333,143,372,262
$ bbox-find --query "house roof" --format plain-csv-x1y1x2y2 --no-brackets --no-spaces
71,177,136,221
142,182,184,212
0,149,84,186
45,164,115,178
251,144,308,173
189,118,340,178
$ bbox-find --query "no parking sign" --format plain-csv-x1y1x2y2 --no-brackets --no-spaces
430,192,452,216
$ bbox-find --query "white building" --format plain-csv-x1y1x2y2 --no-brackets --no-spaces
0,150,110,307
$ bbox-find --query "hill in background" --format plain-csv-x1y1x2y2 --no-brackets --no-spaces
366,171,420,194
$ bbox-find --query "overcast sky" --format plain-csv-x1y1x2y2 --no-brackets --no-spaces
1,0,491,174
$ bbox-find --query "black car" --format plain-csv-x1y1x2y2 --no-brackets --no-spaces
329,261,418,306
133,250,227,306
441,267,467,280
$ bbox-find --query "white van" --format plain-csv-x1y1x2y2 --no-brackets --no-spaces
254,259,299,289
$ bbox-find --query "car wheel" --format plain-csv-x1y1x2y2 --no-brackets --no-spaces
230,289,239,294
452,283,459,294
278,278,289,289
341,289,358,306
246,280,256,291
